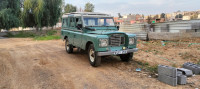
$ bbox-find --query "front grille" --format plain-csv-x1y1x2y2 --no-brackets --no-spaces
109,34,125,46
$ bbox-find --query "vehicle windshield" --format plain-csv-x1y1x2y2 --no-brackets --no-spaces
83,17,115,27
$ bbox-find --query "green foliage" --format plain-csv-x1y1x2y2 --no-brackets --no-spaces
175,14,183,18
6,30,60,41
146,65,158,73
21,0,62,30
84,2,94,12
0,0,21,30
42,0,62,27
34,35,61,40
21,0,44,29
160,13,165,18
7,31,37,38
46,30,57,36
64,4,77,13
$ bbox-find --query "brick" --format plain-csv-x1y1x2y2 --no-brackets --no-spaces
158,74,177,86
183,62,200,75
177,75,187,85
158,65,177,77
177,68,193,77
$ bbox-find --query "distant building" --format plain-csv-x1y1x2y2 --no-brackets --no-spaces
198,14,200,19
183,16,191,20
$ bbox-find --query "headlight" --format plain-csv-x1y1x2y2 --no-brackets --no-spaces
129,38,135,45
99,39,108,47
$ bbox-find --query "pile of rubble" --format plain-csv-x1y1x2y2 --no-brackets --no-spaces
158,62,200,86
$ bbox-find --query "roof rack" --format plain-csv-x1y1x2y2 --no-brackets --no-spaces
62,12,111,18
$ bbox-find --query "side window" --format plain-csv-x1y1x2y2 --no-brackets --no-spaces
75,17,82,30
62,18,68,28
69,17,75,28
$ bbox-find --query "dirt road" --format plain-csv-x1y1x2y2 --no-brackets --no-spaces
0,38,199,89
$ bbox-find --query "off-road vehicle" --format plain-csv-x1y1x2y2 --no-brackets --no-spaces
61,12,138,67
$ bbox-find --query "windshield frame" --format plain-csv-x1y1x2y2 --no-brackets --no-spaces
82,16,115,27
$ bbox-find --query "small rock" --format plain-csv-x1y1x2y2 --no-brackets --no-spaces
148,75,151,78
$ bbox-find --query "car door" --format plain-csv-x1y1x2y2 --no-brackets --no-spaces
67,17,76,45
73,17,83,48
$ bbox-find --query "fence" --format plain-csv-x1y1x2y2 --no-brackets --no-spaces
119,23,149,40
153,20,200,33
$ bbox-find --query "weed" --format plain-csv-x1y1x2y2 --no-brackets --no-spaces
146,65,158,73
197,59,200,65
46,30,57,36
172,63,177,67
7,31,37,38
34,35,61,41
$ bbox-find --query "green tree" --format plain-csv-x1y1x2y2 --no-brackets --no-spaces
21,0,62,31
21,0,44,30
42,0,62,27
0,0,21,31
64,4,77,13
160,13,165,18
84,2,94,12
175,14,183,19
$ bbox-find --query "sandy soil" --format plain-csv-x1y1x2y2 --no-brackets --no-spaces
0,38,200,89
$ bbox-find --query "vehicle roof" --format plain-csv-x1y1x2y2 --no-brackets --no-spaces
62,12,113,18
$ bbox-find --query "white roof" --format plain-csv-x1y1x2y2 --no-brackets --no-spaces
62,12,112,18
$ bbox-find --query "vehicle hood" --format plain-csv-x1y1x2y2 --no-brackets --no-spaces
87,30,126,35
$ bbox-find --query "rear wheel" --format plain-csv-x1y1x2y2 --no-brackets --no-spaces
65,39,73,53
88,44,101,67
120,53,133,62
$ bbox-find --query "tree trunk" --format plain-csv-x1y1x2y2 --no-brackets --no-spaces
36,27,39,32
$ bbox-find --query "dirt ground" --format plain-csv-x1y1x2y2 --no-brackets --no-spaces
0,38,200,89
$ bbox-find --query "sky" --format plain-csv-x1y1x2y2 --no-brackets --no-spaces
64,0,200,16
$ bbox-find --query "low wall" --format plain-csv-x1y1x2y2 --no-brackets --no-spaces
148,32,200,40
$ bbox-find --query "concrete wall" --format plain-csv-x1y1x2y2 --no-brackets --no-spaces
148,32,200,40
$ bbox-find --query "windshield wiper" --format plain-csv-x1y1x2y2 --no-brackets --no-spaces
85,27,96,31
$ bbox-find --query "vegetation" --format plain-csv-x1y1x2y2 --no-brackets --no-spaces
135,61,158,73
0,0,21,30
64,4,77,13
6,30,60,41
21,0,62,31
84,2,94,12
34,35,60,40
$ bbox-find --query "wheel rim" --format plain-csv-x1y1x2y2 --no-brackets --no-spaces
66,41,69,51
89,49,95,62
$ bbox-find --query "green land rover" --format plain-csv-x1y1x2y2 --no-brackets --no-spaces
61,12,138,67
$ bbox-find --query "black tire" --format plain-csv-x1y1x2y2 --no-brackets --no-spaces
65,39,73,53
120,53,133,62
88,44,101,67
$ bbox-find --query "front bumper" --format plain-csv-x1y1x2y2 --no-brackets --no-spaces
97,48,138,56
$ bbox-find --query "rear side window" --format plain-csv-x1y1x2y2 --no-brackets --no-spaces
62,18,68,28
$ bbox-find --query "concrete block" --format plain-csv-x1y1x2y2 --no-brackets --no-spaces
158,74,177,86
177,68,193,77
183,62,200,75
177,71,183,76
177,75,187,85
158,65,177,77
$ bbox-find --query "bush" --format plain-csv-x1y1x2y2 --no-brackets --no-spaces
7,31,37,38
46,30,57,36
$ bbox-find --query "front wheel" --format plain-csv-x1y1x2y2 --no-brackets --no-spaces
88,44,101,67
119,53,133,62
65,39,73,53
